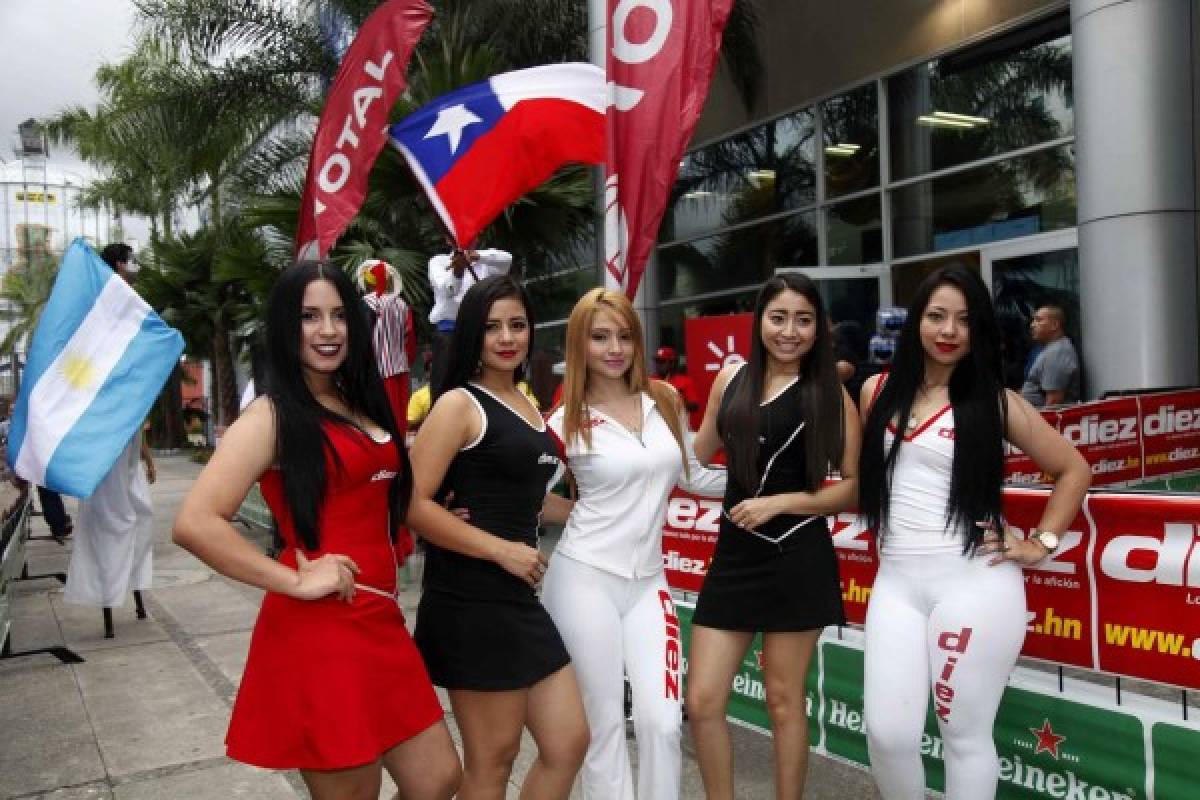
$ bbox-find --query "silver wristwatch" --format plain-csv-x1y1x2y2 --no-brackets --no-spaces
1030,529,1060,553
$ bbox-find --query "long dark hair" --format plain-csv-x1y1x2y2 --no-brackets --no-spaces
718,273,844,492
434,275,535,397
859,265,1008,553
263,261,411,550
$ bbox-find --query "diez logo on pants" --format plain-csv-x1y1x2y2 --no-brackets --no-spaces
660,589,681,700
933,627,972,723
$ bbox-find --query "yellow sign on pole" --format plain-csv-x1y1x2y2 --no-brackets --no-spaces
15,191,58,204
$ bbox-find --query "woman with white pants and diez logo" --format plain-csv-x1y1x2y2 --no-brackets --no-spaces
858,265,1090,799
541,288,725,800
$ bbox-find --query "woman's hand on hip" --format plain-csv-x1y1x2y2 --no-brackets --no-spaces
291,551,360,602
978,521,1048,567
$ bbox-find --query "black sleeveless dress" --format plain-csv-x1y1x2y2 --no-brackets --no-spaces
692,368,846,631
413,384,571,690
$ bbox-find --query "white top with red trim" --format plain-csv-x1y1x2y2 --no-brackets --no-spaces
547,395,726,579
881,407,962,555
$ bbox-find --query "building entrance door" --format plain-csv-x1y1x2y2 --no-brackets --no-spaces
982,230,1080,391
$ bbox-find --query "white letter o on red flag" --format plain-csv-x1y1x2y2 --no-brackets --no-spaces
318,154,352,194
612,0,673,64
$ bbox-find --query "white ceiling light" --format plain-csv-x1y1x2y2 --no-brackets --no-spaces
933,110,990,125
917,114,974,129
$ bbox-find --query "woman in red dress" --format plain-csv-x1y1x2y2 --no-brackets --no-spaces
174,262,461,799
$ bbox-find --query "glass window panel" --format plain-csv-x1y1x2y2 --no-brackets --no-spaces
662,109,816,243
522,268,597,324
822,83,880,199
826,195,883,265
888,18,1072,181
890,144,1076,259
658,211,817,302
991,247,1081,392
527,322,566,409
522,236,596,280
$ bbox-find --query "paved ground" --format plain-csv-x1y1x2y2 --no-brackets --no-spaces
0,453,880,799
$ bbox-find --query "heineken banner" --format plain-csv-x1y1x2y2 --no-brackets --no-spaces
664,488,1200,691
674,610,1196,799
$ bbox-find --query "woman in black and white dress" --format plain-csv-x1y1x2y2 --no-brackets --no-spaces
687,272,862,799
407,275,587,800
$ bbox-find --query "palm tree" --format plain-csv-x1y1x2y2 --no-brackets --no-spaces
0,253,58,358
55,0,765,426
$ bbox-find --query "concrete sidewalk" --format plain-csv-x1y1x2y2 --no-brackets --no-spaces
0,454,879,799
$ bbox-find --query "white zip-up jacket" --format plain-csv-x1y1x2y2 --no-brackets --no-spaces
547,394,726,579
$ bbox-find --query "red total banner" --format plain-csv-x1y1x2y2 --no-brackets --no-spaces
296,0,433,259
604,0,735,298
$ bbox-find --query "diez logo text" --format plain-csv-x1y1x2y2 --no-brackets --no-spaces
666,496,721,533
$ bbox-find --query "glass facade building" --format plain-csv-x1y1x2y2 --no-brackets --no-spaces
525,0,1199,413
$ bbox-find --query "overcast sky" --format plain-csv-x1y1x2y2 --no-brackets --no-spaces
0,0,147,240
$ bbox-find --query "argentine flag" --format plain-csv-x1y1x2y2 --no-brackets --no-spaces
7,239,184,497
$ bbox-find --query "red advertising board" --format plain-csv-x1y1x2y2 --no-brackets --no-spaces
1001,488,1095,669
828,511,879,625
665,489,1200,690
1003,409,1060,484
1139,389,1200,478
1004,390,1200,487
682,313,753,404
1088,492,1200,687
661,488,721,593
1058,396,1143,485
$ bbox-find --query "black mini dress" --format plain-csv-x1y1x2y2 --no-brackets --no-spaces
413,384,571,690
692,368,846,632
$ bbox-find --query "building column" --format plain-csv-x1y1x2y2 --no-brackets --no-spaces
1073,0,1198,396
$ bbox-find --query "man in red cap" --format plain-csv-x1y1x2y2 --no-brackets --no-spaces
653,345,701,430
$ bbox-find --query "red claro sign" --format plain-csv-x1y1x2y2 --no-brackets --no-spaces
682,313,752,402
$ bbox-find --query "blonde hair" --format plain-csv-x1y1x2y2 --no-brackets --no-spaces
560,288,689,474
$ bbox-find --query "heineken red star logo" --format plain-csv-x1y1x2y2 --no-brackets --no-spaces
1030,719,1067,758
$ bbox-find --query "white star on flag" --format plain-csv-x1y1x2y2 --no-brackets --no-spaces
424,104,482,154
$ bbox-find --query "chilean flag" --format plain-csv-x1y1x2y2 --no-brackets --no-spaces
389,62,605,247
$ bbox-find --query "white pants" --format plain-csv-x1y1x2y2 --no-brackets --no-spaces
542,555,682,800
863,550,1026,800
64,435,154,608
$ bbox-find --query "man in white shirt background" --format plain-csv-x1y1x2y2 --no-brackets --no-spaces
427,246,512,390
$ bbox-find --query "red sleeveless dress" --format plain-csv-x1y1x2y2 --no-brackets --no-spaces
226,422,442,770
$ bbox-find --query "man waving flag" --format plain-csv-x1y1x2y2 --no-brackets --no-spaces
390,62,606,247
7,239,183,498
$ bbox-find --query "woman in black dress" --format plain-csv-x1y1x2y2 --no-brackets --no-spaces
688,273,862,799
406,275,587,800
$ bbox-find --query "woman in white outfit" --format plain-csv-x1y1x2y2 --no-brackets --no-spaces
541,288,725,800
858,265,1090,799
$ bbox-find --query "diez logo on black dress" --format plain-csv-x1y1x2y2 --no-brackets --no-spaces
537,453,561,466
